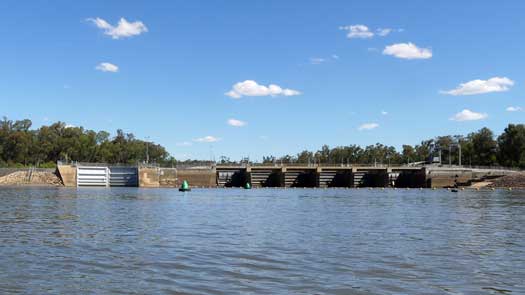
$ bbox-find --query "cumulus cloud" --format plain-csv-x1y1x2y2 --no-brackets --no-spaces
383,43,432,59
450,109,488,121
225,80,301,99
381,111,388,115
340,25,374,39
358,123,379,131
194,136,221,143
87,17,148,39
506,106,522,112
176,141,193,147
442,77,514,96
95,62,119,72
227,118,246,127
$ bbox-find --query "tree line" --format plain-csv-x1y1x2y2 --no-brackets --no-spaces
2,118,524,168
253,124,525,168
0,118,175,167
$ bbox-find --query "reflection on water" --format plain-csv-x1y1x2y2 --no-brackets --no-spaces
0,187,524,294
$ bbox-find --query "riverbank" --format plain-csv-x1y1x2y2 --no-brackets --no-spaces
486,172,525,188
0,170,63,186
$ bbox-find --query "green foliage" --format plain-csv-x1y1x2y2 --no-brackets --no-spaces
1,117,523,168
497,124,525,168
260,125,524,168
0,117,174,167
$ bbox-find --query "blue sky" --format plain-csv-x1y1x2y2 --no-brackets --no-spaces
1,0,524,161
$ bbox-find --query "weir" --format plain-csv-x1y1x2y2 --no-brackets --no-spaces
215,166,427,188
56,163,515,188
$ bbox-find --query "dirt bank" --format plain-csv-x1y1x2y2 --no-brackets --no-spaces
0,171,63,186
486,172,525,188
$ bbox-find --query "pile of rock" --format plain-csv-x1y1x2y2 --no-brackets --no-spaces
0,171,63,186
487,172,525,188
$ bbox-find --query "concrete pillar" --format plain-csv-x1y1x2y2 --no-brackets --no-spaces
138,167,160,187
56,165,77,187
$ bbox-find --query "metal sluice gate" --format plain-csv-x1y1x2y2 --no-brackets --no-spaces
76,166,138,187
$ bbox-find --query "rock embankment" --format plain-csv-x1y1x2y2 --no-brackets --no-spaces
0,171,63,186
487,172,525,188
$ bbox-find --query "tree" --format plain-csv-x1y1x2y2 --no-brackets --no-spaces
402,145,416,164
469,127,497,166
497,124,525,168
0,118,175,167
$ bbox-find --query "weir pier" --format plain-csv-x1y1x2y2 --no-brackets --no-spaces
56,163,515,188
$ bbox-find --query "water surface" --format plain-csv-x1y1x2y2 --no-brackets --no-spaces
0,187,524,294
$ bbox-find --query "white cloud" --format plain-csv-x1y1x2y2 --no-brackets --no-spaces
95,62,119,72
259,135,269,140
65,124,76,128
227,118,246,127
225,80,301,99
450,109,488,121
282,88,301,96
87,17,148,39
442,77,514,96
377,28,393,36
176,141,193,147
340,25,399,39
383,43,432,59
332,54,340,60
194,136,221,143
358,123,379,131
506,106,522,112
340,25,374,39
310,57,326,65
381,111,388,115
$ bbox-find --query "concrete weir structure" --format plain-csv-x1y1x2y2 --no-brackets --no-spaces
219,165,427,188
56,163,515,188
217,165,515,188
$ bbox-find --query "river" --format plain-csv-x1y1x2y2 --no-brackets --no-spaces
0,187,523,294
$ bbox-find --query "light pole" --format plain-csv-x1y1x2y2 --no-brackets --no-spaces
458,143,462,166
449,145,452,166
145,136,150,164
448,143,462,167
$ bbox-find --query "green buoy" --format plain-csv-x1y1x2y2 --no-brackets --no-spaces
179,180,191,192
244,182,252,189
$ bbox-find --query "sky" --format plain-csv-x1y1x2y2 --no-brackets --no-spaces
1,0,524,161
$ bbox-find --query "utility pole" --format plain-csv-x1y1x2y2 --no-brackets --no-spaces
458,144,462,166
449,145,452,166
145,136,150,164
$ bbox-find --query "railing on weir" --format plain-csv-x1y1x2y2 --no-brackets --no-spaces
58,161,156,168
215,163,523,171
216,163,416,168
56,161,523,172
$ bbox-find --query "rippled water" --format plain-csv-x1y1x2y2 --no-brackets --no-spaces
0,187,524,294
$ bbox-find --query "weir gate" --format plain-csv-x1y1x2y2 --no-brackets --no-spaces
76,166,138,187
216,166,427,188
